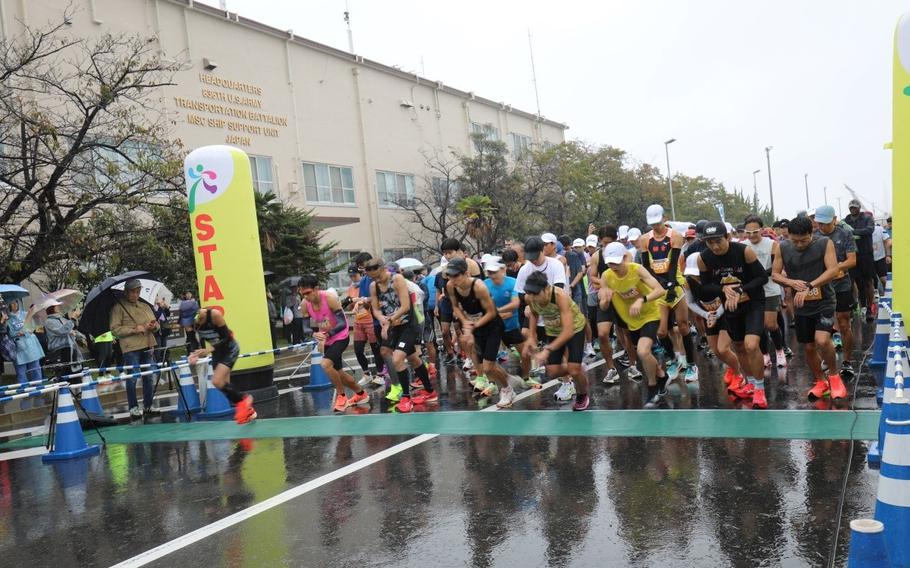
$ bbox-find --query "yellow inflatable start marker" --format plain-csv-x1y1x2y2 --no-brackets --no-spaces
184,145,274,379
894,14,910,314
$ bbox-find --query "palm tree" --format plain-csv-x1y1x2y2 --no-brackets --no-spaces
457,194,495,244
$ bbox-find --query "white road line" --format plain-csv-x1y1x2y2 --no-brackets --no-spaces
110,433,439,568
0,446,48,461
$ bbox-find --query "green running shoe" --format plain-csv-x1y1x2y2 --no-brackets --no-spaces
385,383,403,402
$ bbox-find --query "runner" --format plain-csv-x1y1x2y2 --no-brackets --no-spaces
742,215,787,369
813,205,858,378
368,259,436,413
523,271,591,411
484,257,537,388
436,238,483,367
843,199,876,322
696,221,769,409
446,258,519,408
683,253,743,387
188,308,256,424
772,215,846,400
586,224,630,384
298,275,370,412
346,265,384,387
639,204,696,383
599,242,669,408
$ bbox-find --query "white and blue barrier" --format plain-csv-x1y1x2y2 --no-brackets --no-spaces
871,303,895,392
41,387,100,462
847,518,890,567
871,344,908,468
875,361,910,567
197,363,233,419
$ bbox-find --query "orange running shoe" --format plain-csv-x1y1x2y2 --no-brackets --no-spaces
807,378,830,400
730,379,755,399
333,393,349,412
828,374,847,400
348,390,370,407
234,395,257,425
397,396,414,413
411,390,439,405
723,367,737,386
751,388,768,409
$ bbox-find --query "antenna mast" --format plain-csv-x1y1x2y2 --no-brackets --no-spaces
344,0,354,53
528,28,541,117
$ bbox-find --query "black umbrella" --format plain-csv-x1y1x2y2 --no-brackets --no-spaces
79,271,155,338
277,276,302,290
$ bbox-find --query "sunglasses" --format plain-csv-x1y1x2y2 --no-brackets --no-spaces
299,288,314,295
363,264,382,272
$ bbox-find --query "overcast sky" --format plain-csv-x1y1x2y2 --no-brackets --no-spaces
201,0,905,220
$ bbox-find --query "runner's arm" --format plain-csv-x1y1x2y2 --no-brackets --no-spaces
369,282,384,321
325,294,349,337
587,251,602,287
697,255,723,297
473,282,499,328
542,288,576,352
810,240,840,289
741,247,768,296
637,265,669,302
446,281,470,326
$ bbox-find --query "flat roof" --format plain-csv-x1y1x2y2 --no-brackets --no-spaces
173,0,568,131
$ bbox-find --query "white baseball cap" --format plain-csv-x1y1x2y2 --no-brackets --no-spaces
483,259,504,272
585,234,598,247
684,252,701,276
602,242,628,264
572,238,585,248
646,204,665,224
618,225,630,240
540,232,558,244
480,253,500,264
627,227,642,241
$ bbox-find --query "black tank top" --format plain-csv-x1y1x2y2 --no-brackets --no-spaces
645,232,674,281
376,274,414,326
453,278,484,318
699,241,765,303
197,309,232,347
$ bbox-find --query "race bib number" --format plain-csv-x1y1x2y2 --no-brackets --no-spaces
805,287,823,302
651,258,670,275
619,287,641,300
702,298,722,311
542,313,561,329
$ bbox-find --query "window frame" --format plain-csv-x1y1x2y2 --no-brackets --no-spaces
248,154,275,195
375,170,416,208
302,160,356,206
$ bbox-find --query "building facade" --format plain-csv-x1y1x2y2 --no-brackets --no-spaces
1,0,567,286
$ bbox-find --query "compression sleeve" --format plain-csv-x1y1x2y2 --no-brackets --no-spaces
741,258,769,296
301,318,313,335
665,247,681,287
327,309,348,337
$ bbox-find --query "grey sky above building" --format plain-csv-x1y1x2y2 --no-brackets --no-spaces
200,0,906,219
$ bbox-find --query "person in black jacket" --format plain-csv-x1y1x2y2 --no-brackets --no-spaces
843,199,876,322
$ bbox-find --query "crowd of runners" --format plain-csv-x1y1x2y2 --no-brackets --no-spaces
291,198,892,415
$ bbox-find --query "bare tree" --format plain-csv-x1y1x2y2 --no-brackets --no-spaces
0,8,186,284
395,148,468,260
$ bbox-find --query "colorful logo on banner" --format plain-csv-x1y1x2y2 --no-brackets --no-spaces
184,145,272,371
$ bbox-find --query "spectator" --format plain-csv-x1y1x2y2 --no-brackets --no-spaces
44,301,85,379
179,291,200,352
5,299,44,385
153,297,171,357
110,279,159,417
266,289,279,349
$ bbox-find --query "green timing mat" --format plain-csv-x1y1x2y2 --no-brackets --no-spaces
0,409,880,450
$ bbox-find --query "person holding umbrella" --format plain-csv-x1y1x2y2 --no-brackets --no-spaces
5,299,44,385
44,300,86,379
110,279,159,417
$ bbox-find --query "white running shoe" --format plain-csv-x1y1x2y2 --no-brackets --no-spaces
554,381,576,402
129,406,143,418
462,358,474,372
602,368,620,385
665,360,680,381
584,343,596,358
358,372,373,387
684,365,699,383
627,366,642,382
496,386,515,408
776,350,787,368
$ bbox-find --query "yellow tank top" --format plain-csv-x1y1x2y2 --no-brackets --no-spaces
602,263,662,330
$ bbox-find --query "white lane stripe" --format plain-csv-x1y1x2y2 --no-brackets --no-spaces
110,433,439,568
0,447,48,461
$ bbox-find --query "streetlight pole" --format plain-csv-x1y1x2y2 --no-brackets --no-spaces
752,169,761,213
764,146,776,220
823,186,828,205
804,173,810,209
664,138,677,221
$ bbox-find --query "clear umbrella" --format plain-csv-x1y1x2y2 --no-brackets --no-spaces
396,257,424,270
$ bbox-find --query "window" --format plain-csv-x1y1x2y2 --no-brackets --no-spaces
302,161,355,205
431,177,460,206
376,171,415,207
471,122,499,151
249,155,274,194
325,250,359,290
510,133,531,159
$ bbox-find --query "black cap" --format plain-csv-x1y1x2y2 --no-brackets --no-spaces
702,221,728,239
445,258,468,276
524,271,548,294
347,264,360,275
524,236,545,261
695,220,708,237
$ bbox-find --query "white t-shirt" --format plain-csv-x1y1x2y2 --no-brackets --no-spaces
872,225,888,261
515,257,568,293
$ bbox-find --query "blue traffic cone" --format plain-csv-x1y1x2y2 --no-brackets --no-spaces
871,345,908,467
874,373,910,567
171,363,201,415
847,518,889,568
303,350,333,391
871,303,894,373
198,364,233,419
77,371,104,418
42,387,101,462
